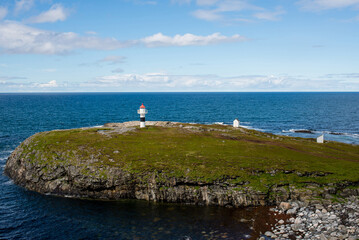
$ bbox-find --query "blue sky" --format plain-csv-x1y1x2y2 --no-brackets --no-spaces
0,0,358,92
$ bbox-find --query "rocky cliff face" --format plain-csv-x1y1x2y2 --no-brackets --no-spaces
5,133,358,207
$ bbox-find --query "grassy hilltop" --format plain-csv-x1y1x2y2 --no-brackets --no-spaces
20,123,359,192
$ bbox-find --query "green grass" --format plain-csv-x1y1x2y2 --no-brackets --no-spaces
19,124,359,190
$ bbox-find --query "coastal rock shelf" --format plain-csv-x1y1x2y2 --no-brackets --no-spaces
4,121,359,207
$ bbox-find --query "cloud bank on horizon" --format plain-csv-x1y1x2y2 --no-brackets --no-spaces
0,0,358,92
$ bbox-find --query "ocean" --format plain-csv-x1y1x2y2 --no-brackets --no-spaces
0,92,358,239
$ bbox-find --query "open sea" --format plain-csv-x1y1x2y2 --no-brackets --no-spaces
0,92,358,239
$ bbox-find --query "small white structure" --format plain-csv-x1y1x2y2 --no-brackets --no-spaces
233,118,240,128
137,104,148,128
317,134,324,143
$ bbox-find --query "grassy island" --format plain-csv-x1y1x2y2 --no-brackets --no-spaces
5,122,359,206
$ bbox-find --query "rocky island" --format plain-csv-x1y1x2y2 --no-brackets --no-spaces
4,121,359,207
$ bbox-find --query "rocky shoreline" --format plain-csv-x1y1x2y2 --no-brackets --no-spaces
259,197,359,240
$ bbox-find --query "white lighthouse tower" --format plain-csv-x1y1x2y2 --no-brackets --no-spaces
137,104,148,128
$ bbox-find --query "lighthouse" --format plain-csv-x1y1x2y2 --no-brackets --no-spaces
137,104,148,128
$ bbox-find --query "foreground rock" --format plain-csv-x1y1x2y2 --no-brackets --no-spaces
262,197,359,240
4,121,359,207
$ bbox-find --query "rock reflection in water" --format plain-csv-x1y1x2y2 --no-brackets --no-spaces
9,190,291,239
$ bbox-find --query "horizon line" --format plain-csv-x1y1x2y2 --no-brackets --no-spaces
1,91,359,94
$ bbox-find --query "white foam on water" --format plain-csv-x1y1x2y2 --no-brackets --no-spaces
282,129,359,138
2,179,13,186
282,129,313,133
1,150,13,154
0,150,13,161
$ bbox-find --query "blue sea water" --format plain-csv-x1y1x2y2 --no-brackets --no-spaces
0,92,358,239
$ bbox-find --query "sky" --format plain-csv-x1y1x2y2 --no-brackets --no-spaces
0,0,358,92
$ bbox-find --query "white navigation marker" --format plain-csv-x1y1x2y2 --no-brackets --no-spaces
137,104,148,128
317,134,324,143
233,118,240,128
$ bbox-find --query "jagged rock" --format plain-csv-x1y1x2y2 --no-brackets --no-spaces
280,202,292,211
287,208,297,214
291,223,301,231
320,233,328,240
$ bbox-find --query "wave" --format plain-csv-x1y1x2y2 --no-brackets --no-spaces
2,180,13,186
282,129,359,138
1,150,13,154
0,155,10,162
282,129,314,134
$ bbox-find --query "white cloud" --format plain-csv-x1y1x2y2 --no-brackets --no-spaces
0,75,27,81
190,0,283,22
2,79,62,91
76,72,358,91
97,72,171,85
192,9,222,21
253,8,286,21
0,7,7,20
3,73,358,92
35,80,58,88
15,0,34,13
90,73,289,90
297,0,359,10
27,4,69,23
141,32,246,47
226,75,287,88
0,21,246,54
0,21,129,54
216,0,262,12
99,56,126,64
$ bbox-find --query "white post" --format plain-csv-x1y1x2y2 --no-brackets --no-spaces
317,135,324,143
233,119,240,128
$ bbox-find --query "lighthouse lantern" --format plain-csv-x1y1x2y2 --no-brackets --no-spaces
137,104,148,128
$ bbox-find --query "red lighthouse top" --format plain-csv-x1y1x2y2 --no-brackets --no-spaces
140,104,145,109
